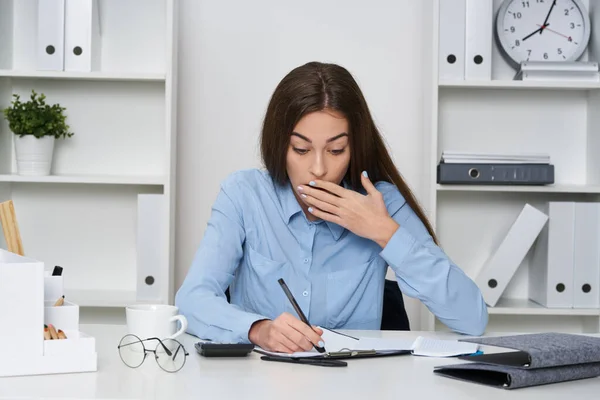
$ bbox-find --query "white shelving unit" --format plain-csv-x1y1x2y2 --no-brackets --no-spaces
0,0,178,309
421,0,600,334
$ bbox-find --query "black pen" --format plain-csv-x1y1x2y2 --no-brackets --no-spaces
260,356,346,367
278,278,326,353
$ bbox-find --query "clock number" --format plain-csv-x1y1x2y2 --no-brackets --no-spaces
565,9,569,16
522,1,529,7
513,12,522,19
544,53,549,59
527,50,532,56
571,22,575,29
569,36,573,42
515,39,520,47
536,0,544,2
510,26,516,33
558,48,563,55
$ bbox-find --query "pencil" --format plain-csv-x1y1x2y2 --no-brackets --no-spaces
54,295,64,306
57,329,67,339
48,324,59,340
43,326,51,340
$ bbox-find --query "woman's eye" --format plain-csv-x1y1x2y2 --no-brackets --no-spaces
293,148,308,155
330,149,346,155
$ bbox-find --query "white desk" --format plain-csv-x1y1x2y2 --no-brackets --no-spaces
0,324,598,399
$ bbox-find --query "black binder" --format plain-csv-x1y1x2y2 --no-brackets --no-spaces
434,332,600,389
437,162,554,185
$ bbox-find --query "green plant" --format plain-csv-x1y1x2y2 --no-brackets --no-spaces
2,90,74,139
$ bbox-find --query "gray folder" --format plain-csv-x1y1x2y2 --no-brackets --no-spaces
434,333,600,389
437,163,554,184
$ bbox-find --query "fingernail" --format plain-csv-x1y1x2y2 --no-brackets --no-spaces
362,171,368,178
309,181,316,186
318,341,325,347
308,207,314,213
297,186,303,191
301,194,307,198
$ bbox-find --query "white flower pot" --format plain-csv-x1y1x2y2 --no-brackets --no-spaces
14,135,55,176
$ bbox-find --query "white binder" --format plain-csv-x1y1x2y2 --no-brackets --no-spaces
475,204,548,307
438,0,466,81
136,194,166,302
529,202,575,308
464,0,492,80
572,202,600,308
64,0,101,71
36,0,65,71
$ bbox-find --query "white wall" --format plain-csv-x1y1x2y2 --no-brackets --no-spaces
175,0,433,330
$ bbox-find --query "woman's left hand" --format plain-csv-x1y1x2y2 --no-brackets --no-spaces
298,172,399,248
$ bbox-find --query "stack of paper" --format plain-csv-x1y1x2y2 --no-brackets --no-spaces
255,328,479,358
441,151,550,164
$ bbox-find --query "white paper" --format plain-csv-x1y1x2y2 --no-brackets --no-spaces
411,336,479,357
255,328,478,358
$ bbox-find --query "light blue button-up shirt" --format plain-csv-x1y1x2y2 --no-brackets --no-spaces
175,168,488,343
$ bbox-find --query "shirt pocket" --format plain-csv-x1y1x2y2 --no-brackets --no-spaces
325,257,382,329
241,245,288,315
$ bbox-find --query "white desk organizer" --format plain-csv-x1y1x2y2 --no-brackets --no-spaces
0,249,97,377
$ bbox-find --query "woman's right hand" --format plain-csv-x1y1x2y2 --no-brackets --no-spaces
248,312,325,353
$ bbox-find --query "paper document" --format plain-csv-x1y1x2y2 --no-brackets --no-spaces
255,328,478,358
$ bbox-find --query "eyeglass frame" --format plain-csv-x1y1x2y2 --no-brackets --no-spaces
117,334,190,373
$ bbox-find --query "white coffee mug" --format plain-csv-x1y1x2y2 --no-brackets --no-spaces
126,304,188,340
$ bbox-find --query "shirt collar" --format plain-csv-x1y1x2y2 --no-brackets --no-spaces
276,179,347,241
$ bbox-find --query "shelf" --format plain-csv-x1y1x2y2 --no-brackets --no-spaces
439,79,600,90
436,184,600,194
0,70,166,82
488,299,600,316
0,174,165,185
64,289,139,308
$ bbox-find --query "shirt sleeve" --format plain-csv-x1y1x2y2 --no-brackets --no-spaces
175,178,269,344
378,184,488,336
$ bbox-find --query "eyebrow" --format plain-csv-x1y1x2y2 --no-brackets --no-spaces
291,132,348,143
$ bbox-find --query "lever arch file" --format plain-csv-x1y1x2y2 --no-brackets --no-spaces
36,0,65,71
434,332,600,389
64,0,101,71
438,0,466,81
475,204,548,307
437,163,554,185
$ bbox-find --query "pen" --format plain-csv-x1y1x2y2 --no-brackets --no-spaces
278,278,326,353
260,356,347,367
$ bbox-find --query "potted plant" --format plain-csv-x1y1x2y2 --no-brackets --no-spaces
2,90,74,176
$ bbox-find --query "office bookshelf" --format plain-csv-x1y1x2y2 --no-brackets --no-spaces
0,0,178,309
421,0,600,334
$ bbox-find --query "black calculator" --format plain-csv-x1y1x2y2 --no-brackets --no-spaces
195,342,255,357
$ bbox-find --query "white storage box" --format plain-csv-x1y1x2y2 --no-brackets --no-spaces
0,249,97,377
44,300,79,332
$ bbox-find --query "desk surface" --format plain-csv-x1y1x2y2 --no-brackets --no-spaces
0,324,598,399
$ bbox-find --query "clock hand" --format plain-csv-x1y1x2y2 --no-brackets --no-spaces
523,25,546,41
536,24,572,40
540,0,557,34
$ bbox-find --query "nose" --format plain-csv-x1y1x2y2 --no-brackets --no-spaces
309,153,327,178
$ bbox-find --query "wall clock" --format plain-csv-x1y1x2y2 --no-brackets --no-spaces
495,0,591,69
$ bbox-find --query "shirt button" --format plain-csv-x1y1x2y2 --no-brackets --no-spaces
303,258,309,263
302,291,309,297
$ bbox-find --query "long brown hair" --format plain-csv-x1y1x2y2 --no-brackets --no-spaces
260,61,437,244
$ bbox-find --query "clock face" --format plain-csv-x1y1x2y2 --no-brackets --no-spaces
496,0,590,66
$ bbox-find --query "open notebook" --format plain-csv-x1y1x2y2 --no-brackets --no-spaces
254,328,479,358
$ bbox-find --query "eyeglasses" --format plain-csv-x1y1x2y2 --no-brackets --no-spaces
117,334,189,373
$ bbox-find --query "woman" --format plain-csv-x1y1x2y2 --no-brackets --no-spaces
175,61,488,353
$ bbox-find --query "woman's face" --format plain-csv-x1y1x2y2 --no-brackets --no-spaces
286,109,351,213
